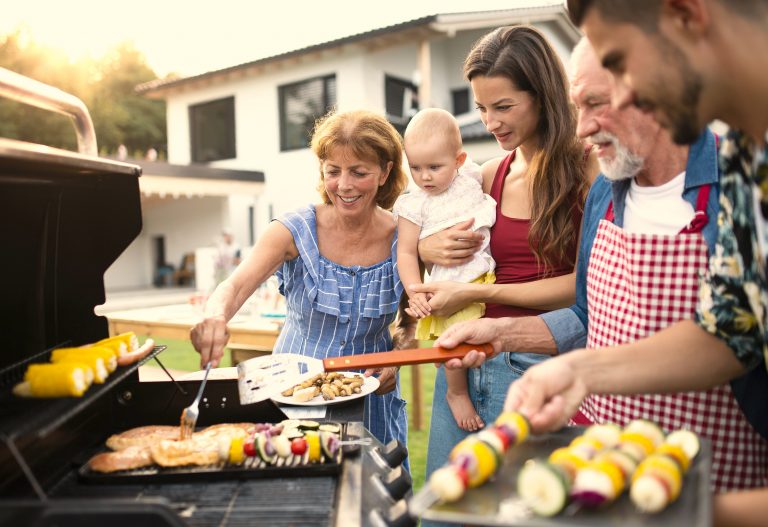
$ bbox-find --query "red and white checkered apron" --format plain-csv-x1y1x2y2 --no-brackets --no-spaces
581,185,768,492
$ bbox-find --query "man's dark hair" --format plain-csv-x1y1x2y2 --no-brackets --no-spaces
566,0,662,30
567,0,765,29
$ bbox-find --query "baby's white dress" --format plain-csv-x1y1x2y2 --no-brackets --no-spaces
393,160,496,283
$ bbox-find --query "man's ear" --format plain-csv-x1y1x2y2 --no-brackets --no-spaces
661,0,711,37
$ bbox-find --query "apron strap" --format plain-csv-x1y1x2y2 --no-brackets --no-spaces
603,183,712,234
604,200,615,223
680,184,712,234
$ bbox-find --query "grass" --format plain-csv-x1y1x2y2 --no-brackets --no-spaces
139,336,436,491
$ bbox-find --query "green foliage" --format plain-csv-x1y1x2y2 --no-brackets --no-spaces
0,29,166,156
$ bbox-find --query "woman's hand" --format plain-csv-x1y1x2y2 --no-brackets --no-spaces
418,218,484,267
190,314,230,368
364,367,399,394
408,281,473,317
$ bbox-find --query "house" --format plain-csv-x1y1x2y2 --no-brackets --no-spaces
113,3,580,292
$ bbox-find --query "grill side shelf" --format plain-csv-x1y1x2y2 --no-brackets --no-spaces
0,345,167,440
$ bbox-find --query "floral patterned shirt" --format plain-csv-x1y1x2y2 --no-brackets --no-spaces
696,129,768,369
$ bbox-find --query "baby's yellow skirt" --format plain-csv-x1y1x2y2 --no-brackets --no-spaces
415,271,496,341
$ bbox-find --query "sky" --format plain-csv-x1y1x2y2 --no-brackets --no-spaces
1,0,563,78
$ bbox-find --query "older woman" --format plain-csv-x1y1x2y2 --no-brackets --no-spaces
191,109,410,454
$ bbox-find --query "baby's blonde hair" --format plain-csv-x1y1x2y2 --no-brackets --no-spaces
403,108,463,155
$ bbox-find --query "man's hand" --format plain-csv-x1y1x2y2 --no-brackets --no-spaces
418,218,484,267
504,354,587,433
436,318,504,369
190,314,230,368
365,367,398,394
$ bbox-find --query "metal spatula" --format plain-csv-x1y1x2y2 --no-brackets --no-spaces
236,343,492,405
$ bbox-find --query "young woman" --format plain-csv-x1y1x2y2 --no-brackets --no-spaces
416,26,597,518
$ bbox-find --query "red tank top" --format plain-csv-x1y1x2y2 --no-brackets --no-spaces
485,150,580,318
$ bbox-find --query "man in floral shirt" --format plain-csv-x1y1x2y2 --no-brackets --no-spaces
699,131,768,370
436,1,768,525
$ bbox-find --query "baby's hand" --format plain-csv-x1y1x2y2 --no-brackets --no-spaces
408,292,432,319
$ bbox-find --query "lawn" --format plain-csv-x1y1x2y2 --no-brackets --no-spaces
139,336,437,491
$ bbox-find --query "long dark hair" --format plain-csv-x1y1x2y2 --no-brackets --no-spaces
464,25,588,271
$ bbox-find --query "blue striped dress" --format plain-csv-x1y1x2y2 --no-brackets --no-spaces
274,205,408,461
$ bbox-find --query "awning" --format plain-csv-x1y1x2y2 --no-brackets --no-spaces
120,158,265,198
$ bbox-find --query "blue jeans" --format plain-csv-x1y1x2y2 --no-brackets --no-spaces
421,351,546,527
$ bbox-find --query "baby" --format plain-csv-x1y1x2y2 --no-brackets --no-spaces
393,108,496,431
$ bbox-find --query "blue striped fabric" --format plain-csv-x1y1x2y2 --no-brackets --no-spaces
274,205,408,463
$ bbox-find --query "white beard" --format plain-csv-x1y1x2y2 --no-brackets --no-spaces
590,131,644,181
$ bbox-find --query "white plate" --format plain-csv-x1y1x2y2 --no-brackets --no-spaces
270,372,380,406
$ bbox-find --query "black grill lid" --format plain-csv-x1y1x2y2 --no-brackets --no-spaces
0,138,142,370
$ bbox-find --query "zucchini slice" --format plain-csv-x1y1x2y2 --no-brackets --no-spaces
318,423,341,434
320,431,340,460
517,459,570,517
298,420,320,430
256,433,277,464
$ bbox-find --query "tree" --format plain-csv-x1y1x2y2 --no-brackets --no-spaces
89,42,167,157
0,29,166,158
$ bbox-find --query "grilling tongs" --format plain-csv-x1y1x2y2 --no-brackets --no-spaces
237,342,493,405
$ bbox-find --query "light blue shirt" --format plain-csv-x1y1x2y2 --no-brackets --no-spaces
273,205,408,459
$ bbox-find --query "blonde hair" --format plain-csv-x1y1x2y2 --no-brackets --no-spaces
311,109,407,210
403,108,463,155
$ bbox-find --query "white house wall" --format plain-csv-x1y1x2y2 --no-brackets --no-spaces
103,232,150,291
134,18,576,293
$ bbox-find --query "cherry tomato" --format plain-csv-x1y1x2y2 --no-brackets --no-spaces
243,440,257,457
291,437,308,456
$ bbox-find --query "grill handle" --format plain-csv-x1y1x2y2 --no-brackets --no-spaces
0,66,98,156
322,342,494,371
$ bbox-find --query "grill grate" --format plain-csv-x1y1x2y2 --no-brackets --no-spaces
52,471,338,527
0,345,167,440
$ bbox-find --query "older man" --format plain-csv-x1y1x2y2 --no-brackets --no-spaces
436,38,767,492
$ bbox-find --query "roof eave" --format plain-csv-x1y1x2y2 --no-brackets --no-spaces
137,5,578,100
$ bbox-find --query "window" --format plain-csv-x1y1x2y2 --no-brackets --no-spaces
189,96,236,163
279,75,336,151
452,87,471,116
385,75,418,135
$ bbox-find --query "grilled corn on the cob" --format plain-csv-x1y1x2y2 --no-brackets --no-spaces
13,363,92,398
50,348,109,383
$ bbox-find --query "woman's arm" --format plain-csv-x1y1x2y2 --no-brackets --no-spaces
409,272,576,317
417,218,484,269
191,221,297,367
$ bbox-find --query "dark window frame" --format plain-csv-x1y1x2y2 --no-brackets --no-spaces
384,74,418,136
451,87,472,116
189,96,236,163
278,74,337,152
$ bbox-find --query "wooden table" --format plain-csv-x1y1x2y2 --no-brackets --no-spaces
105,303,281,354
105,303,425,430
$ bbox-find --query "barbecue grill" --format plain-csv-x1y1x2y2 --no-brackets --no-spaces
0,67,413,527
